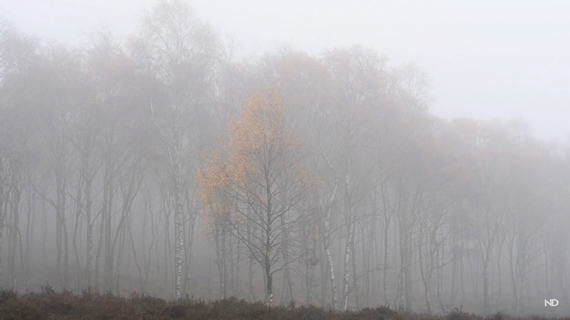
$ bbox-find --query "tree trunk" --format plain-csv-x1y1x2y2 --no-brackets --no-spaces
85,172,94,288
436,241,446,313
247,219,255,301
171,131,184,299
324,219,338,309
351,226,359,309
320,235,328,307
383,215,391,307
104,162,114,292
342,221,353,311
128,218,144,293
265,266,273,305
9,181,21,290
280,212,294,306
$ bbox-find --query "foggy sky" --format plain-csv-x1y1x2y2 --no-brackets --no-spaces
2,0,569,141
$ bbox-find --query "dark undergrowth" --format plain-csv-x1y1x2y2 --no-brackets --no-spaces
0,288,567,320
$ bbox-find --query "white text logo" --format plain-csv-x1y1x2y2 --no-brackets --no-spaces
544,299,559,307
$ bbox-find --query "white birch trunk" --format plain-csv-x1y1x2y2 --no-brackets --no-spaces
173,139,184,299
85,165,94,289
342,215,354,310
342,160,354,311
324,179,339,309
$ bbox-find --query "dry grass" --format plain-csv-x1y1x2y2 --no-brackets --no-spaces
0,288,567,320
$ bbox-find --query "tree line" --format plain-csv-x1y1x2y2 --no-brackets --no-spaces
0,0,569,316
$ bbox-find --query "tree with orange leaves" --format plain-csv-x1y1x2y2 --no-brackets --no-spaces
198,88,313,305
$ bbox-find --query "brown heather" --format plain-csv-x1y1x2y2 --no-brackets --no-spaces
0,288,567,320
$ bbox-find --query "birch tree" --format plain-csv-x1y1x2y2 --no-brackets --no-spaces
131,0,218,298
199,88,313,305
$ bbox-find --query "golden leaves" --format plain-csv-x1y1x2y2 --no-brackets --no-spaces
226,87,301,180
196,149,231,222
232,91,309,200
197,87,312,232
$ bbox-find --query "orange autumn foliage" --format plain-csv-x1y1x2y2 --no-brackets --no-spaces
197,87,312,232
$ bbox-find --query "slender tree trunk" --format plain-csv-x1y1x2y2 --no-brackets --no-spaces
383,214,391,307
483,259,490,314
117,221,128,296
128,218,144,293
460,245,465,305
319,234,328,307
322,179,339,309
85,174,94,288
183,192,196,297
363,228,370,308
104,162,114,292
419,229,431,314
507,231,518,313
56,175,63,288
306,253,311,304
169,131,185,299
280,212,294,306
307,238,317,305
229,231,235,297
342,209,354,310
397,266,405,312
17,226,26,290
450,229,457,308
324,218,337,309
222,223,228,299
163,197,170,285
94,183,106,291
404,250,413,313
351,227,359,309
217,221,228,299
497,238,502,303
63,199,70,290
264,189,273,306
145,195,156,288
342,221,354,311
41,199,48,269
24,187,34,291
265,265,273,305
247,218,255,301
437,241,446,313
73,179,82,292
9,182,21,290
397,213,408,312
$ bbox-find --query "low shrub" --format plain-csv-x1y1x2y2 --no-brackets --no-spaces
0,289,564,320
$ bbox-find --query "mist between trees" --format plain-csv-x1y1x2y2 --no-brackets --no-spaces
0,0,569,317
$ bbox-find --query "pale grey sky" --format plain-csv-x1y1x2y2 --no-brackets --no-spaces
1,0,569,141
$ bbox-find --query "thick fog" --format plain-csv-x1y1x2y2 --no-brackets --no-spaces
0,0,569,316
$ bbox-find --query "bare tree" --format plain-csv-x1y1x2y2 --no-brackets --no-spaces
131,0,218,299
